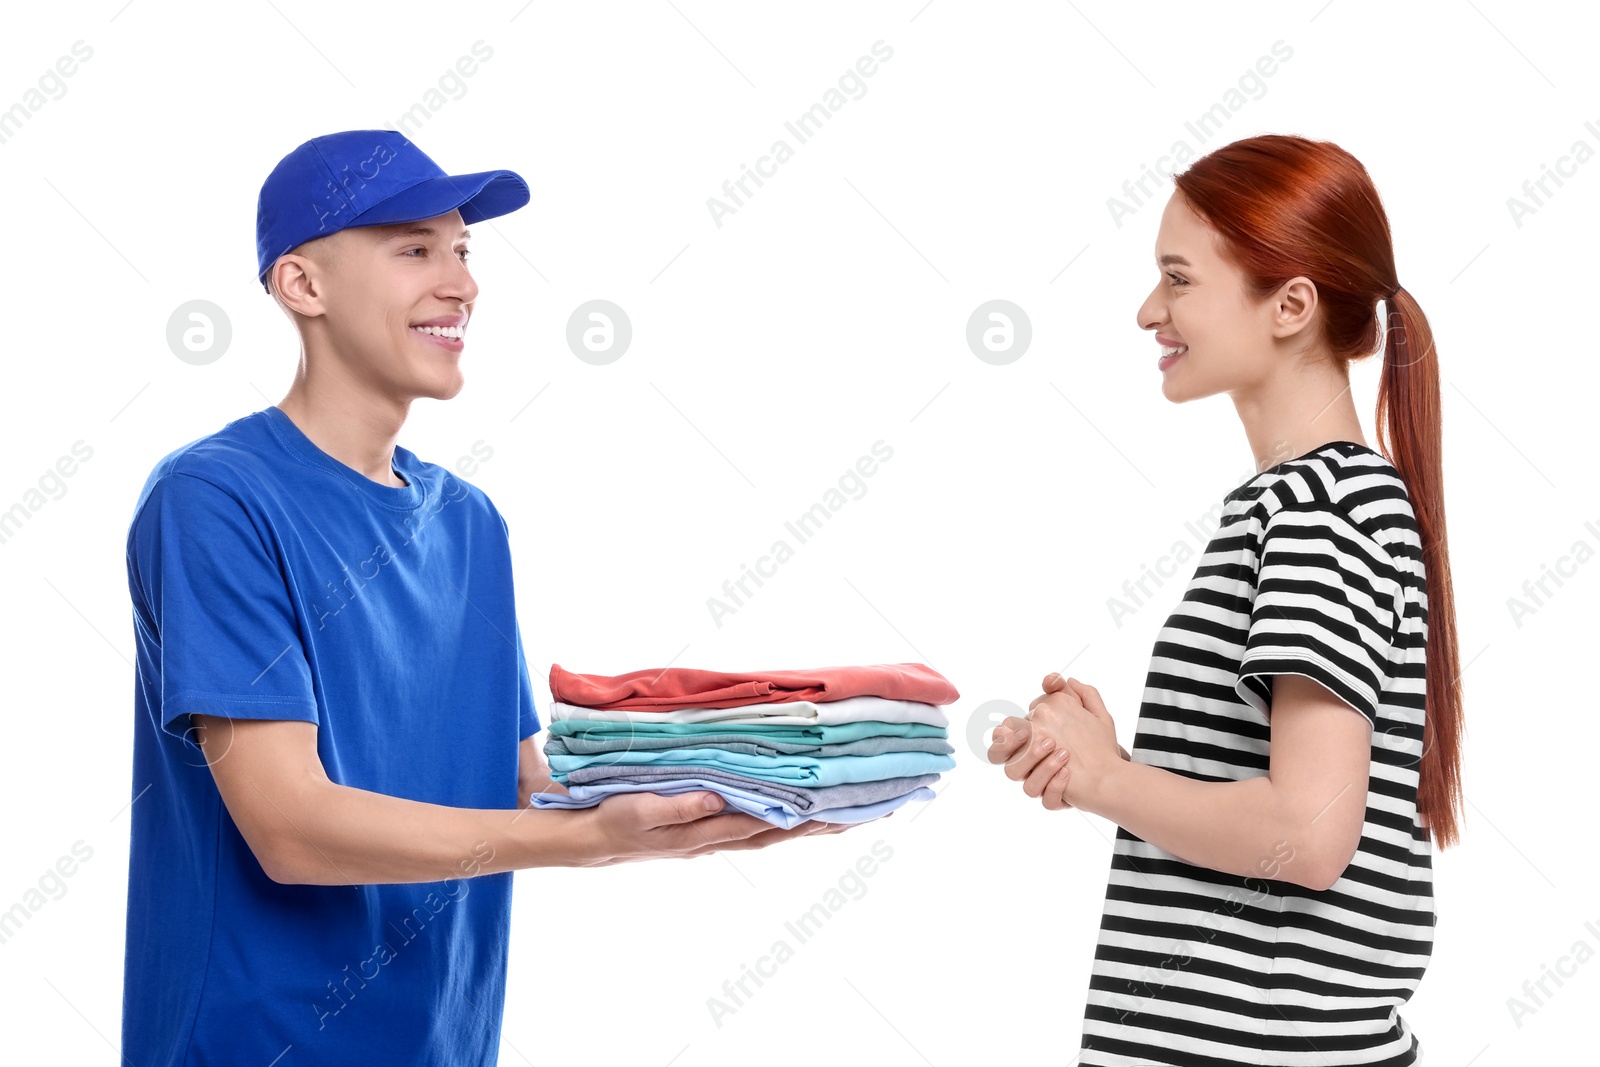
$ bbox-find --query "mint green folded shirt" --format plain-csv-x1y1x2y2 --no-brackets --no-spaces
547,747,956,787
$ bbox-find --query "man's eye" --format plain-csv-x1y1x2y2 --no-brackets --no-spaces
403,247,470,260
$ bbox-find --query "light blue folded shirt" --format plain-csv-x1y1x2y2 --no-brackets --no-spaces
547,747,956,787
527,777,936,829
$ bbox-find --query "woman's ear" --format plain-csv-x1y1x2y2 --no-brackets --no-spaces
1269,275,1319,339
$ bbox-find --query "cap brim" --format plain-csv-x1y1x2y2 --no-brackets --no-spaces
348,169,531,229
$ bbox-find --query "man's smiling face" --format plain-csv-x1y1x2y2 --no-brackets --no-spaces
276,208,479,404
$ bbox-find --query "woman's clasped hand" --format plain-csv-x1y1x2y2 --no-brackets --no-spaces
986,672,1127,812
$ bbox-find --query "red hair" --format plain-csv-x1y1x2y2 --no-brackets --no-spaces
1172,134,1464,850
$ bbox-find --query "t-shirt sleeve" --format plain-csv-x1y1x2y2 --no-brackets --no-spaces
497,507,541,741
515,614,541,741
130,473,319,747
1235,502,1404,729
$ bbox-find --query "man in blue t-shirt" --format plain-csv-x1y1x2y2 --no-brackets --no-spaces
121,130,848,1066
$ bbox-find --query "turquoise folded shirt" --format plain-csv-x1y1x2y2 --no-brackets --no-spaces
547,747,956,787
546,732,954,758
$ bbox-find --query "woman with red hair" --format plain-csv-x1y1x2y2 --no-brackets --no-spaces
991,133,1462,1065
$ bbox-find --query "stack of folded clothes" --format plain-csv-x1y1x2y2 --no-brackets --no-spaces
526,662,959,828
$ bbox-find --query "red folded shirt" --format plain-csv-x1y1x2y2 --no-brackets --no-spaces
548,661,960,711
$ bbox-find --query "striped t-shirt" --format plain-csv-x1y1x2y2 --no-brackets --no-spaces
1079,441,1434,1066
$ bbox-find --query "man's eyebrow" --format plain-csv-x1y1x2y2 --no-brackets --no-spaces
1157,254,1191,267
380,225,472,242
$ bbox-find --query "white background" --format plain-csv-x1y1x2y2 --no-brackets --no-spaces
2,1,1596,1064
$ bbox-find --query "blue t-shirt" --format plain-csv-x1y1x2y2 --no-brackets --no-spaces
121,404,540,1066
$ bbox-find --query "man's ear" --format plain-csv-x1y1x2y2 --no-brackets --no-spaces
265,271,290,318
271,255,325,319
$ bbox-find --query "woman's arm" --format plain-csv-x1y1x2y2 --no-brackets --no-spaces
1009,674,1370,891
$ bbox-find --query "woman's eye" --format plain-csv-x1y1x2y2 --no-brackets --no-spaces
1167,273,1188,286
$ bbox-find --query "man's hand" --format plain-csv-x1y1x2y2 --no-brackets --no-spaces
515,734,856,861
576,791,856,866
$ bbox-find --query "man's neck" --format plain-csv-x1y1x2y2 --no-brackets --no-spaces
275,387,410,488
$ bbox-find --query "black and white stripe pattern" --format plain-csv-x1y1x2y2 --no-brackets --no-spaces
1080,442,1433,1066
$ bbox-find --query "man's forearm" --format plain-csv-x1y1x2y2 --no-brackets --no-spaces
1081,760,1314,887
264,778,599,885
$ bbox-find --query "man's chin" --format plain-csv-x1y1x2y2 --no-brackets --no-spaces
402,370,467,403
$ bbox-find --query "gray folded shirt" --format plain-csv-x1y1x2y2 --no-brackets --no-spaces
562,764,944,812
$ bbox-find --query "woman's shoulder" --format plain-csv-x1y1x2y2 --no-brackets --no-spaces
1229,442,1421,568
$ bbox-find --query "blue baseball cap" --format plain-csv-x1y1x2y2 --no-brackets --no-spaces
255,129,529,293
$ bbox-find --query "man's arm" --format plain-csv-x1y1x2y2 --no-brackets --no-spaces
194,715,843,885
517,732,568,806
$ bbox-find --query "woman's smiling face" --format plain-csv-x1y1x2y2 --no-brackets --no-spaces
1138,193,1307,405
